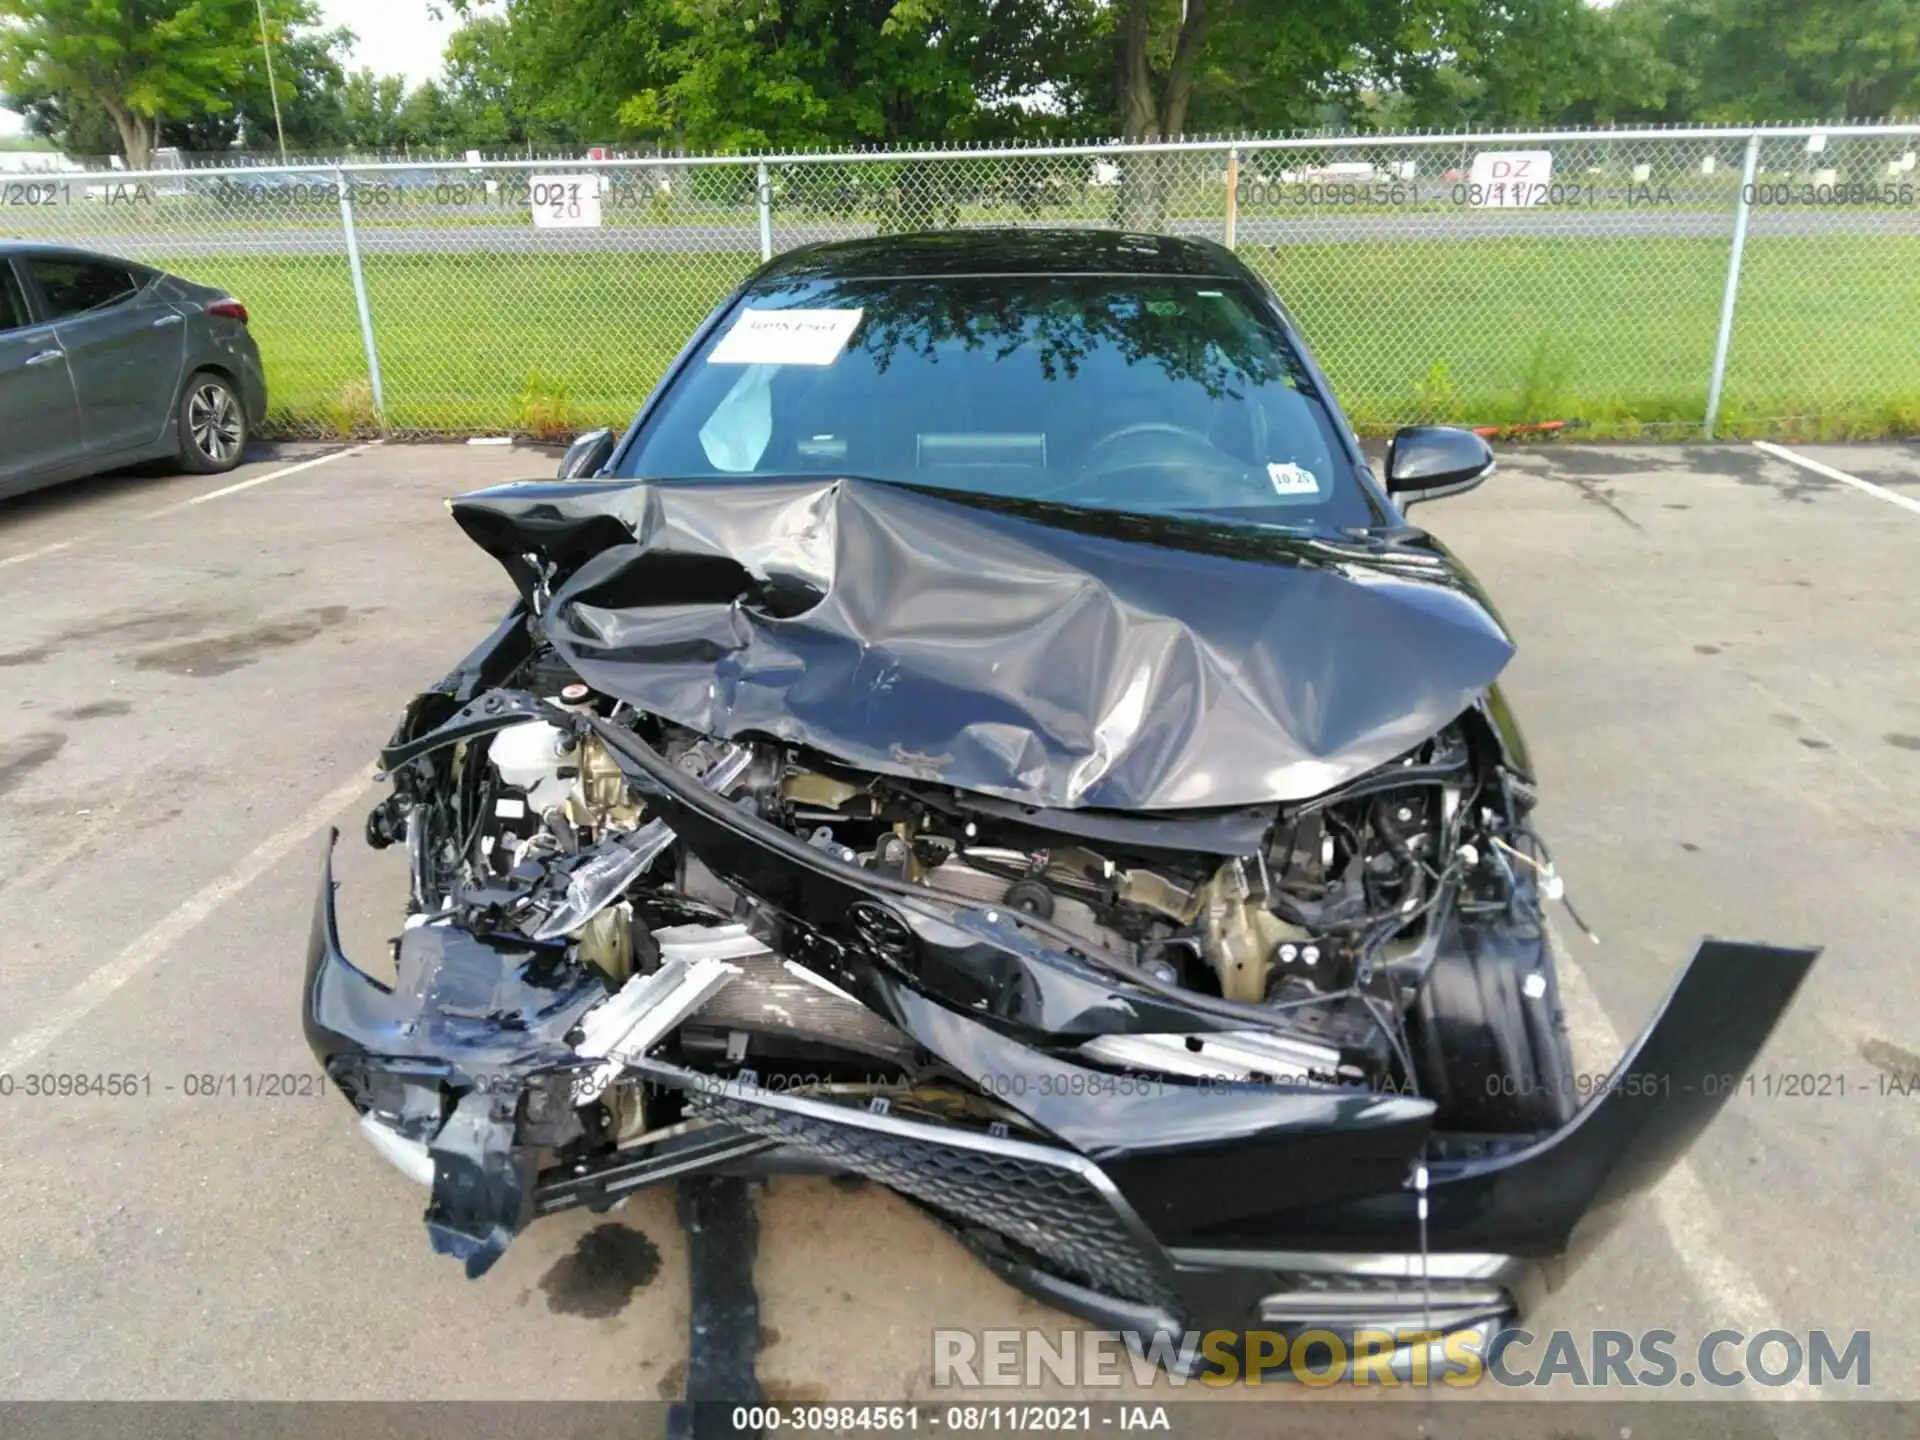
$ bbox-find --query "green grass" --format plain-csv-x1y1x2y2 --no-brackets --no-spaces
153,251,755,436
151,233,1920,441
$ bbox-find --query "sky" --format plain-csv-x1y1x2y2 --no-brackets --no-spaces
320,0,468,87
0,1,469,142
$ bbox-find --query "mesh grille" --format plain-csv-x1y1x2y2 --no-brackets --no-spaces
691,1087,1181,1313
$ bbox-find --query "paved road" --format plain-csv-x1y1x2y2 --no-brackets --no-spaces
0,441,1914,1416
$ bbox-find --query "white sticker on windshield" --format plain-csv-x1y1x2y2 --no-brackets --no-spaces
1267,461,1321,496
708,308,864,366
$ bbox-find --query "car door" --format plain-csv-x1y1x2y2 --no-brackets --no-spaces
22,253,187,458
0,256,85,493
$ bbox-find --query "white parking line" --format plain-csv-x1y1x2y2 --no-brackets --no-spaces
141,441,377,518
1551,921,1810,1397
0,771,373,1074
0,537,81,571
1754,440,1920,517
0,446,378,574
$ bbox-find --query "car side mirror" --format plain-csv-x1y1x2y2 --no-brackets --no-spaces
1385,426,1495,508
557,428,615,479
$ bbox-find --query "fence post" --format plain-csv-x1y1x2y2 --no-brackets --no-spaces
756,161,774,262
335,169,387,431
1224,147,1239,250
1703,133,1761,440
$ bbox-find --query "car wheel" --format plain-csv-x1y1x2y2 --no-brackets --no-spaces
177,371,247,474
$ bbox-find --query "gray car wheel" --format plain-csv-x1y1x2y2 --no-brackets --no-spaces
177,371,247,474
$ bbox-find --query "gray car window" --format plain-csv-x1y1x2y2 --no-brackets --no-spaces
27,257,142,320
0,263,28,332
622,275,1370,526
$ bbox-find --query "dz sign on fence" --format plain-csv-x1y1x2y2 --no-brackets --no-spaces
530,174,602,228
1466,151,1555,207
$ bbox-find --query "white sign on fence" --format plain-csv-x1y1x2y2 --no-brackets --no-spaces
1466,150,1554,207
529,174,602,228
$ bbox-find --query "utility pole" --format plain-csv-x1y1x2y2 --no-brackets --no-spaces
254,0,289,161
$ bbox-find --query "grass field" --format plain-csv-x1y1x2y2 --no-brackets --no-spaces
150,233,1920,441
147,251,754,436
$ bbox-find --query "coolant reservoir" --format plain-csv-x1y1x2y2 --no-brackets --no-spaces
488,719,574,814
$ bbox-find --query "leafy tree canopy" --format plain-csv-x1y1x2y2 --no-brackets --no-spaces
1,0,350,162
7,0,1915,162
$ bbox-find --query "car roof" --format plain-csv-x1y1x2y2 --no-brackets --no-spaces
753,228,1242,286
1,240,139,263
1,239,94,255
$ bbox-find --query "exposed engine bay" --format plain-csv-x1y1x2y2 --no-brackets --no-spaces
364,669,1573,1133
305,472,1817,1362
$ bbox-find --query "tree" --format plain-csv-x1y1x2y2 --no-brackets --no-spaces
0,0,350,163
0,0,259,168
1111,0,1208,137
1097,0,1579,139
442,0,632,142
1351,0,1678,131
441,18,545,146
162,7,354,153
450,0,1081,151
289,0,1920,161
1603,0,1920,122
338,69,409,152
1783,0,1920,117
6,82,124,157
397,81,458,150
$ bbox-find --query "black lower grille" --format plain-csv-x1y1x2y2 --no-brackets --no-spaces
690,1087,1181,1315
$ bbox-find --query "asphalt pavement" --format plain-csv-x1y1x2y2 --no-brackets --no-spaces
0,439,1915,1413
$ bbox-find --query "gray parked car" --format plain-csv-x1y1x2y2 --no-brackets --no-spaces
1,241,268,499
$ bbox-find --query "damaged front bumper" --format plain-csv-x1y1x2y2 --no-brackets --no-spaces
305,830,1816,1358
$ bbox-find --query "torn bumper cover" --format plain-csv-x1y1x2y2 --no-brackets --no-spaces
301,890,605,1275
306,831,1816,1333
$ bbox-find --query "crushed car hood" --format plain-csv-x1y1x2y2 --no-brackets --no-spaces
450,476,1515,810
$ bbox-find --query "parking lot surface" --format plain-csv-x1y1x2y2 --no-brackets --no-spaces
0,439,1915,1406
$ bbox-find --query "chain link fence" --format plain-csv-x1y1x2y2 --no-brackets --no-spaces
7,125,1917,440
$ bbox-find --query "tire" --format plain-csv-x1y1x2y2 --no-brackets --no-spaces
176,370,247,474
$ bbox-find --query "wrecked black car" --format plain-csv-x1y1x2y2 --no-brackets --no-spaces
306,230,1816,1369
